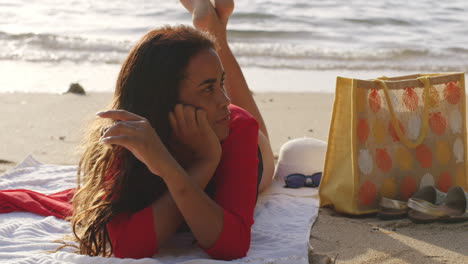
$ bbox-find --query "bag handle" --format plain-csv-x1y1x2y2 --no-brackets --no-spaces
374,76,431,148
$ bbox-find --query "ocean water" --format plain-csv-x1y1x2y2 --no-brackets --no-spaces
1,0,468,93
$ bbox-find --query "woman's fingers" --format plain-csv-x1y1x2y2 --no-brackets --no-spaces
174,104,187,129
100,135,132,146
184,105,197,128
101,120,145,138
96,110,147,139
96,109,145,122
196,108,209,127
168,111,178,132
173,104,199,129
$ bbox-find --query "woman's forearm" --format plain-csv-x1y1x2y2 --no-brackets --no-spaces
164,160,223,249
150,160,222,249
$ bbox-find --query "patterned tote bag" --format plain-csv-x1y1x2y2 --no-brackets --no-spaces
319,73,468,215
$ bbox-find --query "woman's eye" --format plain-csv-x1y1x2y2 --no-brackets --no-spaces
203,86,214,93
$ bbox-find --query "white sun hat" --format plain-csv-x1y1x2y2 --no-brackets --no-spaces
274,137,327,181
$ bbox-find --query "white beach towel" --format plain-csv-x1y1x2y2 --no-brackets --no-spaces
0,155,319,264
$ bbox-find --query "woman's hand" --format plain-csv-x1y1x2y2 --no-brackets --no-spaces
169,104,222,166
97,110,179,178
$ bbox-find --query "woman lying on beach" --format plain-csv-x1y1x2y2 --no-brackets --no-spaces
71,0,275,260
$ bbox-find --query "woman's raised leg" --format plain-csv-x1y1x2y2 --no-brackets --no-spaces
180,0,275,192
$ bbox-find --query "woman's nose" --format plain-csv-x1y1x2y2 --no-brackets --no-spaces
217,87,231,107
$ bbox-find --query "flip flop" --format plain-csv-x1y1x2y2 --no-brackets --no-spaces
407,185,438,224
377,197,408,220
438,186,468,223
408,186,468,224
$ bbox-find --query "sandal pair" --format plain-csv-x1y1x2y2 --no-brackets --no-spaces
378,186,468,223
377,186,437,220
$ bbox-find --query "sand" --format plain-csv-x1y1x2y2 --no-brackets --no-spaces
0,91,467,263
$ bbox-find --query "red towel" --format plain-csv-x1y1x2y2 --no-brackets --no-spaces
0,188,75,220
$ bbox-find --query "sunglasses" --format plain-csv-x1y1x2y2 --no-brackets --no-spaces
284,172,322,188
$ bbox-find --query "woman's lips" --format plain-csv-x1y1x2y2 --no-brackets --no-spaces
216,113,231,125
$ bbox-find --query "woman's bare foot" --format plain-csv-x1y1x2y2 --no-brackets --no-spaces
211,0,234,25
179,0,233,38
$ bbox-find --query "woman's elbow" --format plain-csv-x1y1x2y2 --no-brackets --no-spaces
207,235,251,260
230,241,250,260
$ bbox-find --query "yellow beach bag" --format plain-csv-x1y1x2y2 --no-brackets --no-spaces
319,73,468,215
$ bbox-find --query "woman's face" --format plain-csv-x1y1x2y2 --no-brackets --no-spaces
178,48,231,141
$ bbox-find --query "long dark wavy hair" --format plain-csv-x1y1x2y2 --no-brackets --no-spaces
69,25,216,257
